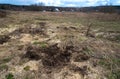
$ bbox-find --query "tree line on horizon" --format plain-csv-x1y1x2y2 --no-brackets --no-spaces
0,3,120,13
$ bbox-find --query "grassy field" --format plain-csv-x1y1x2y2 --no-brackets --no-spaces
0,11,120,79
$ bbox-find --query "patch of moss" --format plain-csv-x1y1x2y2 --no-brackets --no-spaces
24,66,30,71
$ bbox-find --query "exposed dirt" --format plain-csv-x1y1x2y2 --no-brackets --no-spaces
0,11,119,79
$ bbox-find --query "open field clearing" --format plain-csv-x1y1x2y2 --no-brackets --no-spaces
0,11,120,79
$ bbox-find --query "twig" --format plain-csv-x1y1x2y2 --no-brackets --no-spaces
86,23,92,36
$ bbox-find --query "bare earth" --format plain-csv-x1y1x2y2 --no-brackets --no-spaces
0,11,120,79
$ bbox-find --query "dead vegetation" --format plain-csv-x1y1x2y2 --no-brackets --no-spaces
0,34,10,44
0,10,7,18
10,25,47,35
0,11,120,79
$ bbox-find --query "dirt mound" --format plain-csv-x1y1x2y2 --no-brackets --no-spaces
69,64,88,76
23,44,73,68
24,45,42,60
22,42,92,73
21,43,93,79
74,53,90,62
42,44,72,68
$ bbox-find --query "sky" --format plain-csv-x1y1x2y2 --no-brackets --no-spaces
0,0,120,7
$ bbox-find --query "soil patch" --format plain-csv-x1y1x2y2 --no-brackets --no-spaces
23,44,76,69
0,35,10,44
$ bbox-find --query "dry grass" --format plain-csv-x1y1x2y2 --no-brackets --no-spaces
0,11,120,79
0,10,7,18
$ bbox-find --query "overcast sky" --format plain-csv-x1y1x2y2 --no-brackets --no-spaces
0,0,120,7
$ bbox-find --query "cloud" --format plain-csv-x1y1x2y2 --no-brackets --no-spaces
0,0,119,7
36,0,61,6
65,4,78,7
35,0,111,7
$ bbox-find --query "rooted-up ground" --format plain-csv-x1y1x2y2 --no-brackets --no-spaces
0,11,120,79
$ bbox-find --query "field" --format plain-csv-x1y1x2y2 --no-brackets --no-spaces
0,11,120,79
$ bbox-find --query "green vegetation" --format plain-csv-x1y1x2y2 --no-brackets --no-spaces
108,70,120,79
2,58,11,63
0,64,8,71
24,77,29,79
0,57,12,64
99,57,120,79
0,11,120,79
39,13,120,32
5,73,14,79
33,41,48,48
24,66,30,71
82,46,94,56
33,41,40,45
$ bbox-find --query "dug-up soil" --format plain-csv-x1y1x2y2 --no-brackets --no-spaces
0,12,120,79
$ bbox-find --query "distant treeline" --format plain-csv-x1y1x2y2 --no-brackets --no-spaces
0,4,120,13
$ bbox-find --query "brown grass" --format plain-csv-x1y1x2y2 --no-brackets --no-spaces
0,11,120,79
0,10,7,18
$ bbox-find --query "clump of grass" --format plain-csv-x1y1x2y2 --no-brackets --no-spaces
108,35,120,42
33,41,48,48
82,46,93,56
99,59,111,69
24,77,29,79
33,41,41,45
99,57,120,79
98,33,120,43
24,66,30,71
40,42,48,48
79,36,87,41
0,57,12,64
108,70,120,79
3,58,11,63
19,19,31,24
5,73,14,79
0,64,8,71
